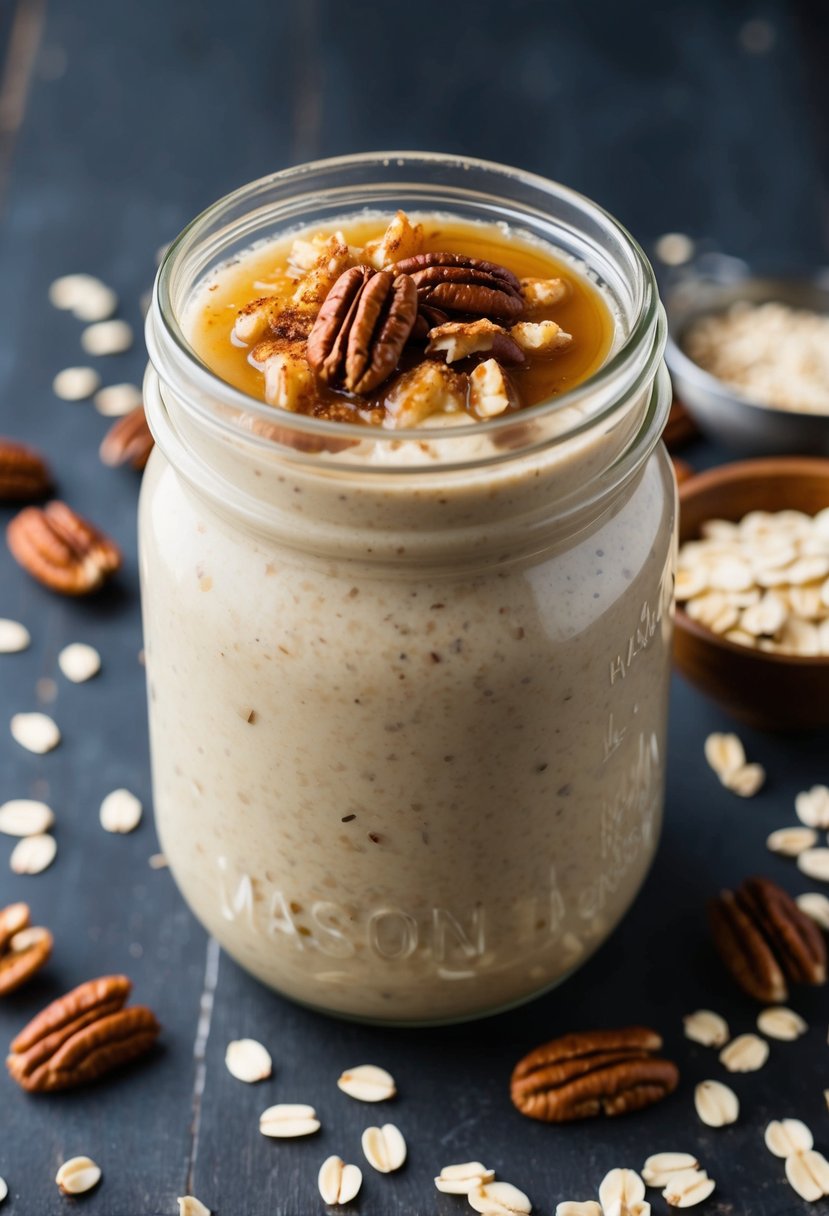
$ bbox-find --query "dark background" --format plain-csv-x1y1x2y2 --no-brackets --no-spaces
1,1,828,1213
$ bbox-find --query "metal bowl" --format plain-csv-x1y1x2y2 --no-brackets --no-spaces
664,266,829,455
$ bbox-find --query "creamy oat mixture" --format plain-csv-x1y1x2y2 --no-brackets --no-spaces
140,212,674,1021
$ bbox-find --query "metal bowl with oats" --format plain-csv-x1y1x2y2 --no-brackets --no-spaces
665,264,829,455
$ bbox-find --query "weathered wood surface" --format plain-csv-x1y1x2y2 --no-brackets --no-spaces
0,1,827,1211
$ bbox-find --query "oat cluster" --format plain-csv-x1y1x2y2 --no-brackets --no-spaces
677,507,829,654
684,300,829,414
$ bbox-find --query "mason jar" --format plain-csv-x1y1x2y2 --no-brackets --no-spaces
141,152,675,1024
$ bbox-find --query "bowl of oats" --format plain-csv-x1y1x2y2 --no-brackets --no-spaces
674,457,829,730
665,272,829,454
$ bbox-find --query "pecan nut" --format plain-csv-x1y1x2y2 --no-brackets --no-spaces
0,910,52,996
510,1026,679,1123
392,252,524,322
7,501,121,595
7,974,160,1092
0,437,52,502
709,875,826,1002
306,265,418,394
99,405,154,471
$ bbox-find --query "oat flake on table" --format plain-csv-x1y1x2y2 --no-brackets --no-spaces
178,1197,211,1216
361,1122,406,1173
435,1162,495,1194
337,1063,396,1102
99,788,142,834
81,319,133,355
58,641,101,683
225,1037,272,1083
0,619,30,653
258,1103,319,1138
55,1157,101,1196
10,711,60,754
0,799,54,837
10,833,57,875
317,1156,362,1206
52,366,100,400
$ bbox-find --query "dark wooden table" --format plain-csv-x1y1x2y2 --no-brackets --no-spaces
1,1,828,1212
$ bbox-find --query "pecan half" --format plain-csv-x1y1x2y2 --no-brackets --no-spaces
7,501,121,595
709,875,826,1002
99,405,154,471
510,1026,679,1123
306,265,418,394
7,974,160,1092
0,915,52,996
0,437,52,502
392,252,524,322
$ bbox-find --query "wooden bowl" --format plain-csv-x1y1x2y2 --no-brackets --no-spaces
675,457,829,731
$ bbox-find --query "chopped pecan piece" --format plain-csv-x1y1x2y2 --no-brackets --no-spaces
99,406,154,471
426,318,524,365
709,875,826,1002
384,361,467,429
469,359,516,418
510,1026,679,1123
7,974,160,1092
520,276,568,310
0,913,52,996
307,266,418,394
0,438,52,502
7,501,121,595
510,320,572,355
392,252,524,322
364,210,424,269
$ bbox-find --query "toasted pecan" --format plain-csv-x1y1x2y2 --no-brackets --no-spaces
7,501,121,595
0,437,52,502
0,925,52,996
710,876,826,1002
510,1026,678,1123
99,405,154,471
307,265,418,394
7,974,159,1092
392,252,524,322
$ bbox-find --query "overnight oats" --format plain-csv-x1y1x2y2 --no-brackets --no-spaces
141,154,675,1023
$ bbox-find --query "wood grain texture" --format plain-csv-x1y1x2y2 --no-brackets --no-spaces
0,0,827,1212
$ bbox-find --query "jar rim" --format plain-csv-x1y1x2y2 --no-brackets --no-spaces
148,151,663,464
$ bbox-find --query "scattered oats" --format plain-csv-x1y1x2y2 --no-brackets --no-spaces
740,593,787,637
58,642,101,683
642,1154,699,1188
149,852,168,869
259,1103,320,1137
225,1038,272,1083
0,798,54,836
11,711,60,754
708,557,754,592
779,617,822,655
654,233,695,266
337,1063,396,1102
797,848,829,883
765,1118,814,1158
53,365,100,400
757,1006,808,1041
49,274,116,319
767,826,818,856
435,1163,496,1194
55,1157,101,1195
796,891,829,929
555,1204,601,1216
724,763,766,798
796,786,829,829
0,619,30,653
694,1079,739,1126
81,319,133,355
662,1169,716,1208
704,732,745,779
317,1156,362,1206
93,383,142,417
468,1180,532,1214
178,1199,210,1216
719,1032,769,1073
99,788,142,834
675,567,709,600
597,1169,645,1216
785,1149,829,1202
10,833,57,875
361,1122,406,1173
683,1009,729,1048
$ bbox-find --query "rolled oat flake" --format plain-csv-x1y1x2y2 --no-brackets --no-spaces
10,711,60,754
317,1156,362,1206
797,848,829,883
756,1006,807,1041
55,1157,101,1195
435,1162,495,1194
0,799,54,837
52,366,101,400
81,319,133,355
468,1179,532,1215
662,1168,716,1208
694,1079,739,1127
796,891,829,929
361,1122,406,1173
99,788,142,834
642,1152,699,1187
94,383,143,417
337,1063,396,1101
786,1148,829,1202
765,1118,814,1158
0,619,30,653
58,642,101,683
10,833,57,875
258,1103,320,1138
0,1176,7,1204
225,1037,272,1083
178,1198,211,1216
719,1032,769,1073
682,1009,729,1047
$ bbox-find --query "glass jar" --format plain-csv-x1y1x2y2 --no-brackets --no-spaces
141,152,675,1024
